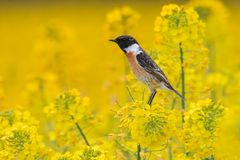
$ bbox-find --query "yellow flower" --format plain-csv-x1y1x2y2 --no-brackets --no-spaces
117,102,171,147
116,101,145,128
105,6,140,35
81,146,107,160
0,109,48,159
51,151,81,160
181,99,225,158
154,4,205,47
43,89,94,149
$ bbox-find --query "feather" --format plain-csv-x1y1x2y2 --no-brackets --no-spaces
136,51,184,100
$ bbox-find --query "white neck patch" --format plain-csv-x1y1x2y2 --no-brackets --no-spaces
124,43,140,54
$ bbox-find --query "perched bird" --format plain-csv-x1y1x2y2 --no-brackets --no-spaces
109,35,183,105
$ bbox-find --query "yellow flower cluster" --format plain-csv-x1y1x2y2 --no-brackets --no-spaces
0,91,113,160
0,110,48,159
105,6,140,35
154,4,209,104
50,146,108,160
188,0,228,36
114,99,225,159
181,99,224,159
44,89,93,148
154,4,205,47
130,105,170,147
80,146,107,160
116,101,171,147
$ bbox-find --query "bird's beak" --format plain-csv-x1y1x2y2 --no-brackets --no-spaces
109,39,117,43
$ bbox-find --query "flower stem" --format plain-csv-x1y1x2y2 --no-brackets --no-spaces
137,144,141,160
168,137,173,160
71,115,90,146
179,43,185,123
75,122,90,146
168,145,172,160
207,43,216,101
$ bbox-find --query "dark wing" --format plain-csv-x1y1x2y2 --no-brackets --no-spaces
136,52,169,81
136,51,174,89
136,51,184,99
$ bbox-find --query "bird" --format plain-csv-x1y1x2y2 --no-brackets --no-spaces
109,35,183,105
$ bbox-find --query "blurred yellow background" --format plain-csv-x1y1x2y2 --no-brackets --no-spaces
1,0,240,159
0,1,160,107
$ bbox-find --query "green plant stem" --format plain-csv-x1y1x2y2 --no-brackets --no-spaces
137,144,141,160
179,43,185,123
115,140,134,157
168,145,172,160
75,122,90,146
126,86,135,102
207,43,216,101
168,137,173,160
71,115,90,146
38,78,47,106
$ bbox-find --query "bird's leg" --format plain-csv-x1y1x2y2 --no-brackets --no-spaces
147,89,156,105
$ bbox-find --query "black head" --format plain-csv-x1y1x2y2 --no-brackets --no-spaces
109,35,138,52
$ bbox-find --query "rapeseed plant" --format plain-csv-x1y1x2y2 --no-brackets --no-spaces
44,89,92,147
108,4,222,159
0,110,48,159
0,1,239,160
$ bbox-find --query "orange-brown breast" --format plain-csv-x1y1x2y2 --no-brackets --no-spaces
126,52,150,81
126,51,160,89
126,52,141,74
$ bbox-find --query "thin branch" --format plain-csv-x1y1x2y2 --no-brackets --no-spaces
115,140,135,156
147,151,152,160
144,144,168,153
71,115,90,146
115,99,122,108
126,86,135,102
179,42,185,123
137,144,141,160
170,97,177,110
168,145,172,160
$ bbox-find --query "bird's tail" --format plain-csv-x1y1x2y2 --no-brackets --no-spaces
172,89,185,101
